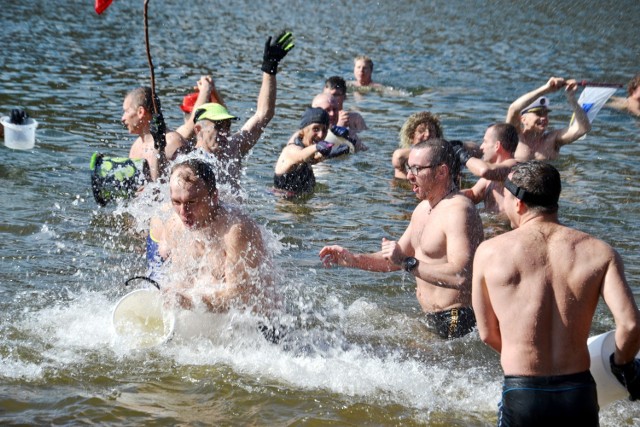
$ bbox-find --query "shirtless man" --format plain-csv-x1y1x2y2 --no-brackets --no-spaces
506,76,591,161
122,86,187,180
323,76,368,135
460,123,519,214
392,111,443,180
191,31,294,191
608,74,640,116
472,161,640,425
350,55,382,88
320,139,484,339
310,92,367,152
156,159,274,314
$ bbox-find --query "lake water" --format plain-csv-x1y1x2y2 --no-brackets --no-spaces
1,0,639,425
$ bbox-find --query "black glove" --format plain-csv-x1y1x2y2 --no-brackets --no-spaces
449,139,471,166
610,353,640,401
261,31,294,75
327,144,350,158
331,125,349,139
331,125,357,144
10,108,28,125
315,140,334,156
150,112,167,152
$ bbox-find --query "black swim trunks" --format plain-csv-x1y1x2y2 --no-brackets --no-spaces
423,306,476,339
257,322,288,344
498,370,598,427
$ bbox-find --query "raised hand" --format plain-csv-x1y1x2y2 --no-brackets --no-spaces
261,31,295,75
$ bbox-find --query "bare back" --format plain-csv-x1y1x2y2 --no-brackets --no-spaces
476,220,612,375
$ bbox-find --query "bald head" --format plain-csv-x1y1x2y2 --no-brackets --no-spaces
311,93,339,126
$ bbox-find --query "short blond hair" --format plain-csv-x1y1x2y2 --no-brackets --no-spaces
354,55,373,70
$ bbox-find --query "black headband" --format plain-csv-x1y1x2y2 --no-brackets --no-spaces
504,178,557,208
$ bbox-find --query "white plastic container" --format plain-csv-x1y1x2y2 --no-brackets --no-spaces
1,116,38,150
587,330,636,407
112,288,175,349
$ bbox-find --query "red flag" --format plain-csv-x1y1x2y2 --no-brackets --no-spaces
95,0,114,14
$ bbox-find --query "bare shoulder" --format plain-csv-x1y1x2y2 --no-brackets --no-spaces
349,112,368,131
562,226,614,257
226,208,262,238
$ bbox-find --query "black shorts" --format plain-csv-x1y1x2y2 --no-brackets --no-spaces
498,371,599,427
423,306,476,339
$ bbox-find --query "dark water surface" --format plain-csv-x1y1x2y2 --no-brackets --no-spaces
1,0,639,425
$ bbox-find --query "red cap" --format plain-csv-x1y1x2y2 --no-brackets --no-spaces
180,92,199,113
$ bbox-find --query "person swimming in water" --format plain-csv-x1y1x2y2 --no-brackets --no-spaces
273,107,348,197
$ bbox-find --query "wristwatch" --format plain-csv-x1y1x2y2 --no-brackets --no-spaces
402,256,418,272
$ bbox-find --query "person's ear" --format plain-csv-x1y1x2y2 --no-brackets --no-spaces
194,123,203,135
515,198,527,214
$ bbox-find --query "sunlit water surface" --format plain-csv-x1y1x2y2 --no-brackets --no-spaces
1,0,639,425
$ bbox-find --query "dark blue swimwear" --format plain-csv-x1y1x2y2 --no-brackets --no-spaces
273,138,316,195
498,370,598,427
146,233,164,281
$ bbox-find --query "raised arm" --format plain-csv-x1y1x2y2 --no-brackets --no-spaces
553,81,591,146
236,31,294,157
176,75,225,141
506,76,566,127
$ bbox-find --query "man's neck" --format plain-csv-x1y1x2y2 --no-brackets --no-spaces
521,127,545,145
516,211,559,228
427,184,456,209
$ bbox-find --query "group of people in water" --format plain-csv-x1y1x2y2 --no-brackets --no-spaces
102,29,640,424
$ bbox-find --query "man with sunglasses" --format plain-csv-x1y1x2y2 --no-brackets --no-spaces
190,31,294,193
506,76,591,161
320,139,484,339
472,161,640,425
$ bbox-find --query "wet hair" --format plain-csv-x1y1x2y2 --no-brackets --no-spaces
399,111,443,148
324,76,347,97
127,86,161,115
628,74,640,97
171,158,217,195
509,160,561,214
354,55,373,71
489,122,519,155
412,138,458,188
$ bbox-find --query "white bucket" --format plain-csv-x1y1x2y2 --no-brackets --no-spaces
112,288,175,349
325,129,355,154
587,330,633,407
1,116,38,150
